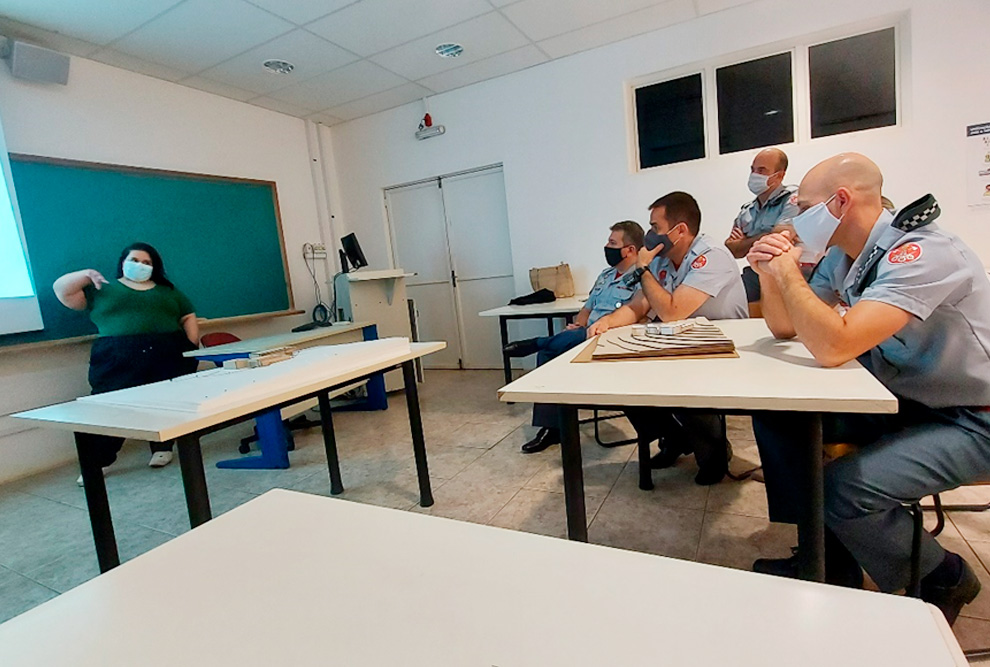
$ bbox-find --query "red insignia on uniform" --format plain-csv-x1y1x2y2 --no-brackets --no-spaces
691,255,707,270
887,242,923,265
658,270,667,281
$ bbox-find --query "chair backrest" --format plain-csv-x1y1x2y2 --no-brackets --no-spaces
200,332,241,348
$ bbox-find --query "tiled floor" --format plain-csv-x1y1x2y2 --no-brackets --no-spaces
2,370,989,652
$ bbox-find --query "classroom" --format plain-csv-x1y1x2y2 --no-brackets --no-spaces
0,0,988,663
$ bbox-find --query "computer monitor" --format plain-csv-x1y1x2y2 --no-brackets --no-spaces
339,233,368,273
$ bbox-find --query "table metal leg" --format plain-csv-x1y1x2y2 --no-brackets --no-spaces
403,360,434,507
546,316,555,336
559,405,588,541
75,433,120,573
318,391,344,495
176,435,212,528
499,316,512,385
797,413,825,582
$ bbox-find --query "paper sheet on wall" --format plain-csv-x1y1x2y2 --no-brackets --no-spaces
80,338,411,414
968,122,990,207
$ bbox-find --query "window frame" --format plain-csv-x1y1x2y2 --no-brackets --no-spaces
627,14,907,174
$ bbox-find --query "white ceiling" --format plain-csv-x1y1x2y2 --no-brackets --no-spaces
0,0,757,125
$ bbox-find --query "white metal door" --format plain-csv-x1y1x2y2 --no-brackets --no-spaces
384,180,462,369
441,167,515,369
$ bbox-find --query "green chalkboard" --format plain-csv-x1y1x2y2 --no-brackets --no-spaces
1,154,293,347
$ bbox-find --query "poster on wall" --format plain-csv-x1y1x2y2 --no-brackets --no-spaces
968,122,990,207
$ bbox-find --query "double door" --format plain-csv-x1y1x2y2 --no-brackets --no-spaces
385,166,514,369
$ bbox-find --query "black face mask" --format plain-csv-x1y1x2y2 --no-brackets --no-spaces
604,246,624,267
644,230,673,256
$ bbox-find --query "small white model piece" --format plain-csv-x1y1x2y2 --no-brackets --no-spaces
631,325,648,338
659,320,696,335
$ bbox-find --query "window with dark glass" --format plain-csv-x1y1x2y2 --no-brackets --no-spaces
809,27,896,138
634,73,705,169
716,52,793,155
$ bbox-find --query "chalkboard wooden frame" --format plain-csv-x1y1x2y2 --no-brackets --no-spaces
0,154,297,350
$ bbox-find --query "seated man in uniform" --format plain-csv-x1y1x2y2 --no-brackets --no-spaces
746,153,989,624
724,147,800,317
589,192,748,484
510,221,645,453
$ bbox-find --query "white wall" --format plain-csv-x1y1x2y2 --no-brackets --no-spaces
0,57,331,482
327,0,990,297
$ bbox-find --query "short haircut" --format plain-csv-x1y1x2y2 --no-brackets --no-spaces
648,191,701,236
774,149,789,172
610,220,645,249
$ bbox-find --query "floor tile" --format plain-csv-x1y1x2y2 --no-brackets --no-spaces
0,566,58,624
696,512,797,571
588,486,705,560
936,538,990,621
705,477,771,519
19,521,173,594
946,507,990,543
952,615,990,655
489,488,603,540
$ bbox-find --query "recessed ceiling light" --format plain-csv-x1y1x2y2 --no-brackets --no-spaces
435,43,463,58
262,59,294,74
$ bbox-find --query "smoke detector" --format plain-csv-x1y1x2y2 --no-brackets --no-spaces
262,59,294,74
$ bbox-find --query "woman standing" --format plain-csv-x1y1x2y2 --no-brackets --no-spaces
54,242,199,482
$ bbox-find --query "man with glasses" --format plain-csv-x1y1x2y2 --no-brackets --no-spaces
506,221,644,453
725,147,800,317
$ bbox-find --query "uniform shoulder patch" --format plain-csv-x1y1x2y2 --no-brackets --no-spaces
887,242,923,265
691,255,708,270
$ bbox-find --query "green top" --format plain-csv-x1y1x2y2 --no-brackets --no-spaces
84,281,195,337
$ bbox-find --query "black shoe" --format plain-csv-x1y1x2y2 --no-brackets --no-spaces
521,427,560,453
921,554,982,626
503,338,540,358
753,547,864,588
649,439,687,469
694,467,726,486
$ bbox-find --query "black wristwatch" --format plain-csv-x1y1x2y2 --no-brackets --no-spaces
625,266,647,285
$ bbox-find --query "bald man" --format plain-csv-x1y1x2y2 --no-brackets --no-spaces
725,148,799,316
746,153,990,624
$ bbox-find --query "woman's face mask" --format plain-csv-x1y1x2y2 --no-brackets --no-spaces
123,259,153,282
791,194,842,263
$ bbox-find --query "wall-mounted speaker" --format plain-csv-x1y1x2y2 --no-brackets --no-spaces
2,39,70,85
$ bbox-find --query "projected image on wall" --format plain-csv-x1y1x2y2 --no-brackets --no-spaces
0,113,44,335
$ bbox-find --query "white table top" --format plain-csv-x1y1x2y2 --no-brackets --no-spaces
0,489,964,666
185,320,372,358
498,319,898,414
13,342,445,442
479,295,587,318
335,269,414,282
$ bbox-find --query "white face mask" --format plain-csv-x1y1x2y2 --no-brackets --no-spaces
747,172,770,196
122,260,153,282
791,194,841,264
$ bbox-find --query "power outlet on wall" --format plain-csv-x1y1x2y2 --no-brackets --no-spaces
303,242,327,259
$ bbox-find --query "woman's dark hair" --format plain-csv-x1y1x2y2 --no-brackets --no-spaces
116,242,175,288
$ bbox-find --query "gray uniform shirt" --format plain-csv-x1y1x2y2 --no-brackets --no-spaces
646,233,748,321
810,210,990,408
585,266,637,326
733,184,800,238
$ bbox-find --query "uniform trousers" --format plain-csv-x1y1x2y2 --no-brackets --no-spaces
753,401,990,591
531,327,588,428
624,408,727,471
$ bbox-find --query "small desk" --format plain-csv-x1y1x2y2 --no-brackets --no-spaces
0,489,966,666
187,322,387,469
498,319,897,582
479,296,586,383
14,341,445,574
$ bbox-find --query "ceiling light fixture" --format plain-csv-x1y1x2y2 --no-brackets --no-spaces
262,59,294,74
435,43,463,58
